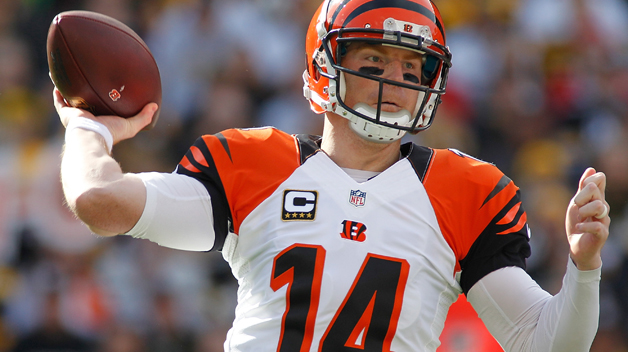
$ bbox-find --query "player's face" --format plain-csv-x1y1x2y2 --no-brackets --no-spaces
341,43,423,114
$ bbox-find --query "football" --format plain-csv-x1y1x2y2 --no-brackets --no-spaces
47,10,161,129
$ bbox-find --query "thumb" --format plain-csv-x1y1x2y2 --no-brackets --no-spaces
107,103,159,144
128,103,158,132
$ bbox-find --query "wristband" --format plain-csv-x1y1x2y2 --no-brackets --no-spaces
65,117,114,153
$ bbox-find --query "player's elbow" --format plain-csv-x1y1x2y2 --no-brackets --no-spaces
71,186,139,237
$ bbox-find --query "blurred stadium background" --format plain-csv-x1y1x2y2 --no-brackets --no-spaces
0,0,627,351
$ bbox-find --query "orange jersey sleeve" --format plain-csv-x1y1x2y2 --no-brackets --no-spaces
413,147,531,294
176,128,319,250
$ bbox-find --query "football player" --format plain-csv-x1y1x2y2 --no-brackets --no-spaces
56,0,609,351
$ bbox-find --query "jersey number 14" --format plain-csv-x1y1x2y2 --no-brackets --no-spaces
271,244,409,351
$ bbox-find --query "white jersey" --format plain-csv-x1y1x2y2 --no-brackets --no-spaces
170,127,530,351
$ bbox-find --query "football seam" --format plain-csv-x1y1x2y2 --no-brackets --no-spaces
56,22,116,116
67,15,159,67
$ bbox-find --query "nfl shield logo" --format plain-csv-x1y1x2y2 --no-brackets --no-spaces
349,190,367,207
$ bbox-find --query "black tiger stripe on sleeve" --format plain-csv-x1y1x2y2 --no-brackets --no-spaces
215,132,233,162
177,136,232,252
481,175,512,209
178,128,303,242
422,149,531,294
459,190,531,294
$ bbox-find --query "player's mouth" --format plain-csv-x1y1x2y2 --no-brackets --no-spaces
373,102,402,113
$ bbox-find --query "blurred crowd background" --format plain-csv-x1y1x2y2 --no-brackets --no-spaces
0,0,628,351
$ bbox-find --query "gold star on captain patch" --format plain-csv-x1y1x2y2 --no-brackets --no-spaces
284,213,291,219
299,213,305,218
292,213,298,218
307,213,312,218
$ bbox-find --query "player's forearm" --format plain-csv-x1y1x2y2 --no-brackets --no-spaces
62,128,120,198
531,260,600,352
61,128,145,235
468,262,600,352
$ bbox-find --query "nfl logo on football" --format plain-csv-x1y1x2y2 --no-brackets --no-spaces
349,190,366,207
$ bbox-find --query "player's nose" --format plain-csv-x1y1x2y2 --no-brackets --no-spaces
382,60,406,83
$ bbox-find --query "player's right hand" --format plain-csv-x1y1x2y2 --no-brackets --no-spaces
53,87,158,145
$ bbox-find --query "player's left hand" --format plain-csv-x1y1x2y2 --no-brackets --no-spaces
566,167,610,271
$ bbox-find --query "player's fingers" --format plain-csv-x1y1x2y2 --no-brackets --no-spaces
126,103,158,134
573,182,604,208
53,88,67,110
575,220,609,238
580,170,607,195
578,199,609,220
53,88,79,127
578,167,597,191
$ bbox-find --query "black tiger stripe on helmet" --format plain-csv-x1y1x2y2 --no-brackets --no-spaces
328,0,445,42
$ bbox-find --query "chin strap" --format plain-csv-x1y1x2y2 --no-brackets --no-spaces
349,103,410,143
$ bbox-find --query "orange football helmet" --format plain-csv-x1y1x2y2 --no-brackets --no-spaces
303,0,452,142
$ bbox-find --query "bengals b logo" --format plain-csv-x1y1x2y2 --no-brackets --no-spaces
109,89,122,101
340,220,367,242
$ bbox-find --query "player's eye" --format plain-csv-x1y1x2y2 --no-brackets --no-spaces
367,56,382,63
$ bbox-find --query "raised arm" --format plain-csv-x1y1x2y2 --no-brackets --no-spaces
55,88,158,236
467,168,609,351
